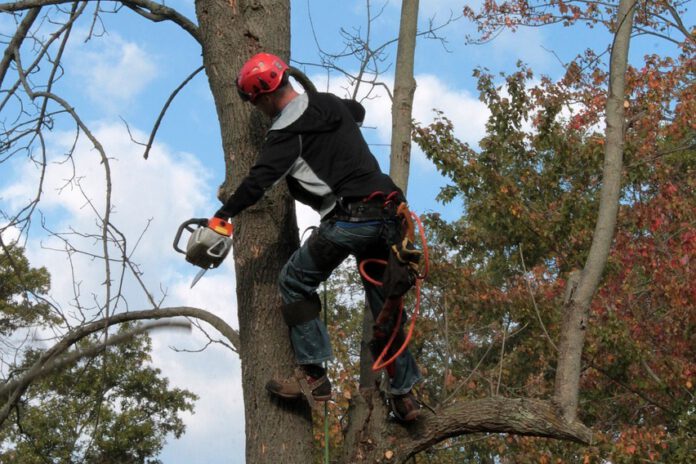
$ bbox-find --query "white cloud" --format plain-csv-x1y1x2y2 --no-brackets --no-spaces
412,74,489,145
0,225,21,246
69,34,158,110
308,72,488,168
0,120,244,461
1,122,215,307
151,270,244,463
348,72,489,150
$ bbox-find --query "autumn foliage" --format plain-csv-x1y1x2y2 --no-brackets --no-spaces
405,47,694,461
318,58,694,459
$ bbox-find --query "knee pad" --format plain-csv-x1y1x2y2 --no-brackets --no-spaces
281,293,321,326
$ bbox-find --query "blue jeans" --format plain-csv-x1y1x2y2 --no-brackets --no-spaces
278,219,421,395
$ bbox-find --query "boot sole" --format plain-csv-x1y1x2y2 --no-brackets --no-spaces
400,409,421,422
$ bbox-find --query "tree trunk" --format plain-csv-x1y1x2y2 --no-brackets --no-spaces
388,0,419,195
194,1,314,462
554,0,637,423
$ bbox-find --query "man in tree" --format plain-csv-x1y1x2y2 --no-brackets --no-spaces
214,52,421,421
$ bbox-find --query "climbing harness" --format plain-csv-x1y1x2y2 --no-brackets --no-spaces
356,193,430,373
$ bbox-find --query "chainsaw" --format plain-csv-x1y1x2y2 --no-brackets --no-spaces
173,217,233,288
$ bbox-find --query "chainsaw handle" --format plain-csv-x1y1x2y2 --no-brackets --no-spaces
173,218,209,254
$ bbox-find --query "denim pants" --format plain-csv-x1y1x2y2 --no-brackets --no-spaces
278,219,421,395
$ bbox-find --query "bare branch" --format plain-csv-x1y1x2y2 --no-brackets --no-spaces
0,306,239,426
0,8,40,88
519,245,558,351
495,317,510,396
0,0,200,43
663,1,696,45
554,0,638,423
133,65,204,159
0,320,191,401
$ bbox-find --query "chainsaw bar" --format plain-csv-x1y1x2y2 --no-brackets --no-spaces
190,267,208,288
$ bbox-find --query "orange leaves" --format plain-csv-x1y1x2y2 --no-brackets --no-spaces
610,427,673,462
558,0,568,15
444,370,457,389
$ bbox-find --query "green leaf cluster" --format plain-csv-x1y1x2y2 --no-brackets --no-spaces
0,244,54,335
414,66,603,284
0,246,198,463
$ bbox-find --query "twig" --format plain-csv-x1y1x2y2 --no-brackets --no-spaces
0,306,239,426
519,245,558,352
141,65,204,159
495,317,511,396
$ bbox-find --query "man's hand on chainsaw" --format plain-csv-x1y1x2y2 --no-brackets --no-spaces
213,208,230,220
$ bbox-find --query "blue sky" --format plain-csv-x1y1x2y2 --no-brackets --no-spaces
0,0,693,462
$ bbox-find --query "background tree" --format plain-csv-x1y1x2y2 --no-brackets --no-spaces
403,0,694,459
0,245,196,463
389,0,419,194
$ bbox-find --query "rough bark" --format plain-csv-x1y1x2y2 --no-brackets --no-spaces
2,2,617,460
396,398,592,459
194,1,314,462
388,0,419,195
553,0,637,423
338,395,592,463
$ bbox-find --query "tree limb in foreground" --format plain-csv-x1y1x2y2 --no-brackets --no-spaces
0,306,239,426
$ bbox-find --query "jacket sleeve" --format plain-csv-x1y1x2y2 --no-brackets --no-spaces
215,132,301,218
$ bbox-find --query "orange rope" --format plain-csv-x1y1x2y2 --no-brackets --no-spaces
358,210,429,372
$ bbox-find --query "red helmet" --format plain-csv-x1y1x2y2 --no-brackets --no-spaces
236,53,289,103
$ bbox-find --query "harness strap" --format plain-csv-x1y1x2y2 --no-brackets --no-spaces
328,191,404,222
296,369,319,409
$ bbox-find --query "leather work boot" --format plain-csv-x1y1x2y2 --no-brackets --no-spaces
390,390,421,422
266,367,332,406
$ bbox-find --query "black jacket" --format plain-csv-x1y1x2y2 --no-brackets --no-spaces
216,92,399,219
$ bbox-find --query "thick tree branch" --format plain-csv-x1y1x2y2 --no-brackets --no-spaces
554,0,637,423
0,320,191,401
389,0,418,195
395,397,593,462
0,8,40,88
